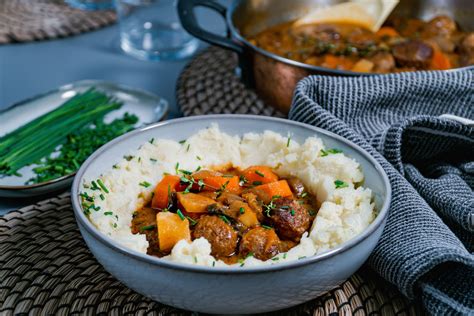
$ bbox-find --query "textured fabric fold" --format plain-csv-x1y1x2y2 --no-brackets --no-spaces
288,70,474,315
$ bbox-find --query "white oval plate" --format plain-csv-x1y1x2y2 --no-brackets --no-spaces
0,80,168,198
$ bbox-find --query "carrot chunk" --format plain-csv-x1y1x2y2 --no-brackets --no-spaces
430,48,451,70
151,175,181,209
251,180,293,203
376,27,399,38
241,166,279,185
192,170,240,193
156,212,190,252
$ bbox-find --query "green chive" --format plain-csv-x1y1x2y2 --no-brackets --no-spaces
186,144,190,152
139,181,151,188
212,261,216,267
177,209,185,221
283,253,287,259
99,194,105,201
186,216,197,226
113,223,117,228
334,180,349,189
195,166,201,172
261,225,272,230
138,157,141,162
194,256,198,263
90,180,100,191
287,136,291,147
124,155,134,161
104,211,113,216
175,162,180,174
252,181,263,186
272,257,279,261
150,158,157,162
298,256,306,260
140,225,156,231
309,210,316,216
239,207,245,214
219,215,231,225
320,148,343,157
179,139,186,144
112,164,119,169
149,138,155,144
301,192,308,198
290,209,295,216
97,179,109,193
255,170,265,177
196,156,202,160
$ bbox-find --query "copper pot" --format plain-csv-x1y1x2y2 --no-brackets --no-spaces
178,0,474,114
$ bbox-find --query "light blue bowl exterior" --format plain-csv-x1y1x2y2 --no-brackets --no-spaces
72,115,391,314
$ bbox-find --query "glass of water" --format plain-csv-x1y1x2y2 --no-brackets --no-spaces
116,0,199,61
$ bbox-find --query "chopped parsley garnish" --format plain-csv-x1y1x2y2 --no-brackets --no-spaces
334,179,349,189
252,181,263,186
219,215,231,225
104,211,113,216
139,181,151,188
177,209,186,221
239,207,245,214
261,224,273,230
140,225,156,231
97,179,109,193
255,170,265,177
320,148,343,157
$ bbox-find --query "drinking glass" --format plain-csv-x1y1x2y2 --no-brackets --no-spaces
116,0,199,61
66,0,114,10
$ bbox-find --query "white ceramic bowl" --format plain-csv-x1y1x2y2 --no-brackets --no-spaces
71,115,391,314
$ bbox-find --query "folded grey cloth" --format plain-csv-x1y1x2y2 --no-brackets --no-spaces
289,70,474,315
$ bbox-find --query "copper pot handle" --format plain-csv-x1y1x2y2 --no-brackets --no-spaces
177,0,244,54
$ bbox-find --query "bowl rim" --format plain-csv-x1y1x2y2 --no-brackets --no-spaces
72,114,391,274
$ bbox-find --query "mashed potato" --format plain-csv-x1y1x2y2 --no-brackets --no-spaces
81,125,375,267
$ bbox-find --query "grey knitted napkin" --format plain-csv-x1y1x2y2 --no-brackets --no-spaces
289,70,474,315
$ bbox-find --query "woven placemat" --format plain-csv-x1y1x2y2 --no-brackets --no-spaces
0,193,421,315
0,0,116,44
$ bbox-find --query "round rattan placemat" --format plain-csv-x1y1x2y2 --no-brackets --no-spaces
0,193,420,315
0,0,116,44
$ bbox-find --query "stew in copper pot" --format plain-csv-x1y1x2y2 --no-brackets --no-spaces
249,15,474,73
